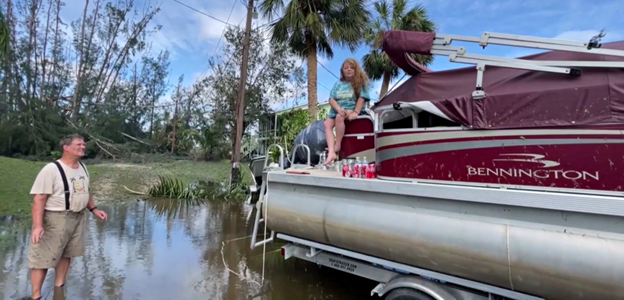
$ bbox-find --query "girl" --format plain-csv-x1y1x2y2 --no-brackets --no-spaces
323,58,371,165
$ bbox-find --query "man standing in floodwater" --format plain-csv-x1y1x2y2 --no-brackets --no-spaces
27,134,108,299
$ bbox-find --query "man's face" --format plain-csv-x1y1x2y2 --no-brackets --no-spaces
64,138,86,157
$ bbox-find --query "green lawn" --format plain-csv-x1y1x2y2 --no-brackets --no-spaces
0,157,250,216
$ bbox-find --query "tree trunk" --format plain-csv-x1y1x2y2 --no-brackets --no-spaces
305,38,318,121
40,0,52,96
379,69,391,99
71,0,89,119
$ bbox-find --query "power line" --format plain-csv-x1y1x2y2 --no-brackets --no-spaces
171,0,237,26
214,1,240,57
196,3,243,80
318,60,339,79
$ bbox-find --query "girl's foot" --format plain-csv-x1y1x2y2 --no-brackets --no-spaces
324,152,336,165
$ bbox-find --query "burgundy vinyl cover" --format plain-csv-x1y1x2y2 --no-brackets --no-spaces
374,30,624,129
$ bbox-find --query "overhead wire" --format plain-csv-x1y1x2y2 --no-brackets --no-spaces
171,0,237,26
196,1,242,80
172,0,350,108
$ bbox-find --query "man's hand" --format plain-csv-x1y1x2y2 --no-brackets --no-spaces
92,209,107,220
31,226,44,244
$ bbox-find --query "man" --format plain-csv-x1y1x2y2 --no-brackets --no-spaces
27,134,107,300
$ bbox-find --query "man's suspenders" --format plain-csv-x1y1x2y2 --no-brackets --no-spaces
52,161,89,211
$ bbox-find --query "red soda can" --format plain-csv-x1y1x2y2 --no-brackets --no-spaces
353,163,360,178
366,164,376,178
342,160,349,177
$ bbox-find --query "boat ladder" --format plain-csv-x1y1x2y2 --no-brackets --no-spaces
250,143,312,250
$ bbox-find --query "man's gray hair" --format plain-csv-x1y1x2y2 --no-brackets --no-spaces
59,134,85,150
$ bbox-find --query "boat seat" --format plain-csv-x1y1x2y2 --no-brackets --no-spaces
339,115,375,161
344,114,375,135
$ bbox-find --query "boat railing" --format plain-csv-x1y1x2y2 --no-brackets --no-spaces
376,106,418,131
289,143,311,169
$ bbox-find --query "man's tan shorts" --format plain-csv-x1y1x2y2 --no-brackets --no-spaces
28,210,87,269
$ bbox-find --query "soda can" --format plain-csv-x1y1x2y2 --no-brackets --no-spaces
353,163,360,178
347,159,355,178
342,160,349,177
366,163,376,179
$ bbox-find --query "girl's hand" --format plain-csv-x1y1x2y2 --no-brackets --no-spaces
338,108,347,117
348,111,358,121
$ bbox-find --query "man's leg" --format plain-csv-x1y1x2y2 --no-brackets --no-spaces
28,212,67,299
53,257,71,287
30,269,48,299
59,211,87,286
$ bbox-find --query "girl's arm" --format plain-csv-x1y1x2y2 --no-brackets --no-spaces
328,82,345,115
329,98,341,111
353,97,364,114
352,83,371,116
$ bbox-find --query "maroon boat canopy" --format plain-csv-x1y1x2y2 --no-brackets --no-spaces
373,30,624,129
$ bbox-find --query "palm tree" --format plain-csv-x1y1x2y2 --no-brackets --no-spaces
362,0,436,98
259,0,370,119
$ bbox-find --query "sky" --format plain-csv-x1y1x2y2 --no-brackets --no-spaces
59,0,624,111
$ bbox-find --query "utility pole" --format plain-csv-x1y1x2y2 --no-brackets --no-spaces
230,0,255,188
171,84,179,154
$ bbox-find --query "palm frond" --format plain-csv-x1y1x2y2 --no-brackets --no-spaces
361,0,437,83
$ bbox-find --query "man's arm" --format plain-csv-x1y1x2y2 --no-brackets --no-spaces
31,194,48,228
86,194,97,211
30,164,54,229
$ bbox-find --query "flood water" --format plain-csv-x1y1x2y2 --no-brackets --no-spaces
0,200,376,300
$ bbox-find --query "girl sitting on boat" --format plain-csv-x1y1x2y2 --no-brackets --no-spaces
323,58,371,165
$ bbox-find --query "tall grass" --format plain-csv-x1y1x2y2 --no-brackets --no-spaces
147,174,247,201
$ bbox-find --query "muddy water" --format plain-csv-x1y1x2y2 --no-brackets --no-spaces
0,200,376,300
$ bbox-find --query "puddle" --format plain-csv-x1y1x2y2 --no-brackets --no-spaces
0,200,376,299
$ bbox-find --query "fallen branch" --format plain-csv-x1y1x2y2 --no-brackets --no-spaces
123,185,147,195
95,140,116,160
120,131,151,145
66,118,119,152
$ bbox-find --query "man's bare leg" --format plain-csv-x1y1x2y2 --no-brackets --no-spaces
54,257,71,287
30,268,48,299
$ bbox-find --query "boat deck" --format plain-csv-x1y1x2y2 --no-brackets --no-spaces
284,167,376,179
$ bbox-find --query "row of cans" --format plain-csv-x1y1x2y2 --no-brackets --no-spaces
341,158,375,178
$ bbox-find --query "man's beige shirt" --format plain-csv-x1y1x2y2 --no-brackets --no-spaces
30,160,90,211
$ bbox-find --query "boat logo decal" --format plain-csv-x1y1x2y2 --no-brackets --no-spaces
467,153,599,181
492,153,560,168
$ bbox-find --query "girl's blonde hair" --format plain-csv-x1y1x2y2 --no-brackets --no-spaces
340,58,369,100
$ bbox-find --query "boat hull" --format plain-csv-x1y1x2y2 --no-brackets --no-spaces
265,172,624,300
376,125,624,192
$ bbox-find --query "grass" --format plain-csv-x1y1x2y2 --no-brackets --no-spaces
0,156,253,217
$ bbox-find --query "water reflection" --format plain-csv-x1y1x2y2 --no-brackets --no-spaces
0,199,376,299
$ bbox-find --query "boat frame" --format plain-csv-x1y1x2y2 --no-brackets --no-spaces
400,30,624,99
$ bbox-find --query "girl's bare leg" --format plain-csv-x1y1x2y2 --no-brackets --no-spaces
324,118,336,164
334,113,346,154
